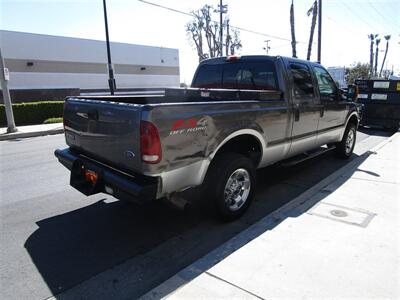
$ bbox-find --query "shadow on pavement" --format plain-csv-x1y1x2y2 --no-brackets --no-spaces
24,199,206,295
24,149,376,299
358,126,397,137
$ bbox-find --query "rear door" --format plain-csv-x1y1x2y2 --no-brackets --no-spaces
311,65,346,144
286,61,320,156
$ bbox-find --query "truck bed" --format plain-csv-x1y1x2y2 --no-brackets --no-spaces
63,87,283,176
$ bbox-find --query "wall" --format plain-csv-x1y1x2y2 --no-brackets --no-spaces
0,30,180,95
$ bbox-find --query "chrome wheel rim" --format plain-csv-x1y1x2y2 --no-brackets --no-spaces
345,129,355,154
224,168,251,211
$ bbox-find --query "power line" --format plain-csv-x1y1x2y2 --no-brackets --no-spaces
340,1,376,32
339,1,397,35
367,0,398,33
137,0,307,44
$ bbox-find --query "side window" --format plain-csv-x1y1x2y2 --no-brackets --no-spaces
222,62,278,90
313,66,337,98
289,63,315,99
192,64,223,88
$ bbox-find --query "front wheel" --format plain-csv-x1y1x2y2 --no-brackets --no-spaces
204,153,256,221
334,123,357,159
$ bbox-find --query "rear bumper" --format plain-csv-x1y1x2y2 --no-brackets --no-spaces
54,148,159,203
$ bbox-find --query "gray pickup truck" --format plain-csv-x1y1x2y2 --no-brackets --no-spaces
55,55,359,220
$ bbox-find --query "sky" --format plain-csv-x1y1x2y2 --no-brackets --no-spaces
1,0,399,83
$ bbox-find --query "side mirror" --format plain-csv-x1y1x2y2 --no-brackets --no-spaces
346,85,358,101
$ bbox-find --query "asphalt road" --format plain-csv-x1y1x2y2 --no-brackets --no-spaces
0,128,394,300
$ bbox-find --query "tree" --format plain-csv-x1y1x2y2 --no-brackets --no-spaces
290,0,297,58
306,0,318,60
345,62,370,84
368,34,378,77
374,38,381,77
186,5,242,62
379,35,391,77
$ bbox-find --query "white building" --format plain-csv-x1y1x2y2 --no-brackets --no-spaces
0,30,180,94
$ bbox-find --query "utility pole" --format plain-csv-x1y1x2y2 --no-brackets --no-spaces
103,0,116,95
263,40,271,54
0,48,17,133
217,0,228,56
317,0,322,62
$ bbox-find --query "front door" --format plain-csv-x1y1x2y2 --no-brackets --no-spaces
287,62,320,157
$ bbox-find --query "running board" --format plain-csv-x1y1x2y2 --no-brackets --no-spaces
280,145,336,167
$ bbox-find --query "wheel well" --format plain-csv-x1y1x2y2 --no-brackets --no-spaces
214,134,262,166
348,114,359,128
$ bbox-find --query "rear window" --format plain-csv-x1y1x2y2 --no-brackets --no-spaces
192,64,223,88
192,60,278,90
222,62,277,90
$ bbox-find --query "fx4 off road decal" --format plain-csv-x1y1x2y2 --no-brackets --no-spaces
169,118,207,136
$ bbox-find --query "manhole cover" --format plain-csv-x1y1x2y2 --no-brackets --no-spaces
330,209,348,217
308,202,376,228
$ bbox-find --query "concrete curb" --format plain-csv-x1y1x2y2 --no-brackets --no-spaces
0,127,64,141
141,132,399,299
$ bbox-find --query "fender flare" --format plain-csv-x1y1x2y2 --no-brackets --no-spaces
209,129,266,161
340,111,359,140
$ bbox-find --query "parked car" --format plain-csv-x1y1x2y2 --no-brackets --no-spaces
55,55,359,220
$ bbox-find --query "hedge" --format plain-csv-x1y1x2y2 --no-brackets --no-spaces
43,117,63,124
0,101,64,126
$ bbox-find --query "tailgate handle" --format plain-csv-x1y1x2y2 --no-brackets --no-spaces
87,109,99,121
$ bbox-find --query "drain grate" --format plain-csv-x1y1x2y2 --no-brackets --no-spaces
308,202,376,228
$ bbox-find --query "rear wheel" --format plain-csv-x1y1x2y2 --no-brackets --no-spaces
205,153,256,221
334,123,356,159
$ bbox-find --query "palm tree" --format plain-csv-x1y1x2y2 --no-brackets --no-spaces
368,34,378,78
306,0,318,60
290,0,297,58
379,35,391,77
374,38,381,77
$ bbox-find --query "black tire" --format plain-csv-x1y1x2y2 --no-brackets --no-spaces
204,153,256,221
334,123,357,159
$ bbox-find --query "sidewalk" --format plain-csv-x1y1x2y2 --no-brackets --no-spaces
144,133,400,299
0,123,63,141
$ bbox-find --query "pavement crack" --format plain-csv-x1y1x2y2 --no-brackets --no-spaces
205,271,265,300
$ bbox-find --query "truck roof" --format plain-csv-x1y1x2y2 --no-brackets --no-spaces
198,55,323,67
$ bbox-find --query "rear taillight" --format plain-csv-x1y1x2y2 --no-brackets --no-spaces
140,121,162,164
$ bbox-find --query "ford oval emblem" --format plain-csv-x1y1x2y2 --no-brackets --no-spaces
125,151,135,158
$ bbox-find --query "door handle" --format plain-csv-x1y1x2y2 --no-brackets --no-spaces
320,106,324,118
294,104,300,121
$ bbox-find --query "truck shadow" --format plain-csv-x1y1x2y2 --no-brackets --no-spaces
24,149,376,299
24,198,206,296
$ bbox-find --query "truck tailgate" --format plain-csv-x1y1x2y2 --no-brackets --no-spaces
63,98,143,174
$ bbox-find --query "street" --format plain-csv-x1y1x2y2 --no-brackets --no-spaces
0,128,394,300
